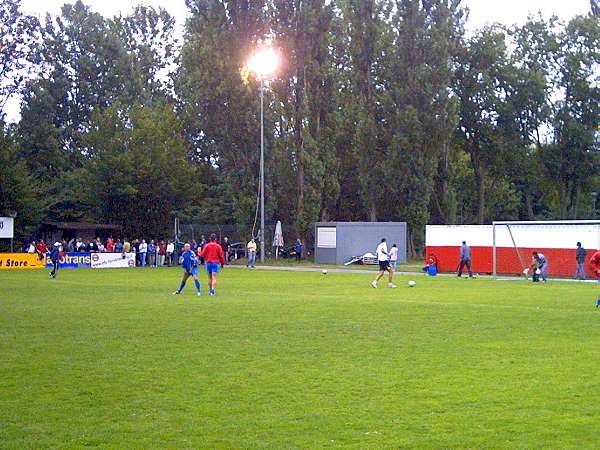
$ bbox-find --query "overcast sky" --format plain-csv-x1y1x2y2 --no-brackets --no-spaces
19,0,593,29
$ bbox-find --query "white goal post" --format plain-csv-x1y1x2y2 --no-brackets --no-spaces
492,220,600,278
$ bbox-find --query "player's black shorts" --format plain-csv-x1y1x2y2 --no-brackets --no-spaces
379,260,390,271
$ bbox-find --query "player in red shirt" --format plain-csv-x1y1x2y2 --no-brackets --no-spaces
589,250,600,278
200,234,225,296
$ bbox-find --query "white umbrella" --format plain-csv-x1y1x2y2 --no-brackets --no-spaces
273,220,284,259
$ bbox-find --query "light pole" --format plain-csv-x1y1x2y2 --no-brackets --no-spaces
248,47,279,263
260,77,265,263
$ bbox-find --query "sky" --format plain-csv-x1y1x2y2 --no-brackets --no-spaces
4,0,593,122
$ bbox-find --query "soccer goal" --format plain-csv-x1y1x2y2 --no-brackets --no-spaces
492,220,600,278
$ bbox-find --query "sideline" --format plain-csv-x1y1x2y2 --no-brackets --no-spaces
225,264,598,283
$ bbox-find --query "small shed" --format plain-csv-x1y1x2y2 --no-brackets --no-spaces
40,222,122,243
314,222,407,265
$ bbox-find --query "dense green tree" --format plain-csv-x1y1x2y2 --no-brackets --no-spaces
335,0,388,222
384,0,464,252
269,0,339,236
454,27,512,224
111,5,179,104
83,102,199,237
0,0,40,114
176,0,267,228
542,15,600,219
502,18,559,220
0,125,41,242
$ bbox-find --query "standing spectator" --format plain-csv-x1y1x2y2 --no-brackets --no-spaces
199,235,206,265
157,241,166,267
457,241,473,278
87,239,98,252
221,237,230,264
133,239,140,265
36,239,48,255
575,242,586,280
246,238,257,268
115,239,124,253
174,241,184,264
148,240,157,267
27,241,36,253
139,239,148,267
75,238,85,252
106,237,115,253
123,239,131,253
67,237,75,252
294,239,303,262
97,238,105,253
166,241,175,266
389,244,399,271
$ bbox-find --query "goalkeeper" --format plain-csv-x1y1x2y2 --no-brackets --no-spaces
528,251,548,283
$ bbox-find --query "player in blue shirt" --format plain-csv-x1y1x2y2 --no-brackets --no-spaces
49,242,61,279
173,243,202,296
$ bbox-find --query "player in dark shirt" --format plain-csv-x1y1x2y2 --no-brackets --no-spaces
49,242,61,279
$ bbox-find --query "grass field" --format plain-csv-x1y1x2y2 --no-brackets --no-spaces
2,267,600,449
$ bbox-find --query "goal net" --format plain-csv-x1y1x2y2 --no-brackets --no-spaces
492,220,600,278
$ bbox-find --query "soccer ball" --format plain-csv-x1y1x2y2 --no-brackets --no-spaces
322,269,328,275
408,280,416,287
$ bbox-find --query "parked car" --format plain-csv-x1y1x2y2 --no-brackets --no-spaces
227,242,246,261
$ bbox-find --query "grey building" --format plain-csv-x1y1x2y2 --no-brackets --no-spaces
314,222,407,265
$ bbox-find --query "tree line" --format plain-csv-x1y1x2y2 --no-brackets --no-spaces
0,0,598,254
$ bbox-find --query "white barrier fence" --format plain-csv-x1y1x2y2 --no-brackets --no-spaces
90,252,136,269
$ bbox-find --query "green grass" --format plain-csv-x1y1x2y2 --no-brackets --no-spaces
1,267,600,449
232,257,425,272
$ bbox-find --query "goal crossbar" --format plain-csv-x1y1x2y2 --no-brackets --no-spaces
492,220,600,278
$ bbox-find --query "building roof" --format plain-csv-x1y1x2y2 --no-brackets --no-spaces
41,222,122,230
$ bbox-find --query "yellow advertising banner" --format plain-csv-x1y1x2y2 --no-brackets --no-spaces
0,253,46,270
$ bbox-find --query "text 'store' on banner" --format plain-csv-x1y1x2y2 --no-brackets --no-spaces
0,253,45,269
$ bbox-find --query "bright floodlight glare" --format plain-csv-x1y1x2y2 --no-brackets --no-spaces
248,47,279,78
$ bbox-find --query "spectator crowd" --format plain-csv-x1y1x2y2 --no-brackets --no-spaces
22,234,250,267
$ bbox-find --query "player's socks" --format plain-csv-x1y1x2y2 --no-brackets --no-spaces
194,279,201,294
178,281,185,292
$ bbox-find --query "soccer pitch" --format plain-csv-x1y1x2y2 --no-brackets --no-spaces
2,268,600,448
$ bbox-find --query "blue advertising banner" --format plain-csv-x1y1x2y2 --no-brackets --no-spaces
45,252,92,269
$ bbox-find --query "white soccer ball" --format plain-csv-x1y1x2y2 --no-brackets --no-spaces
408,280,416,287
322,269,328,275
535,269,541,275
